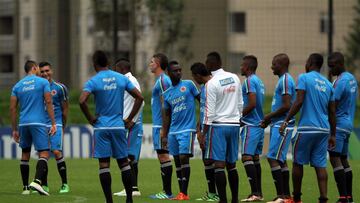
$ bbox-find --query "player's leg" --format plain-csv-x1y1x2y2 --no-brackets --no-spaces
152,127,173,197
29,126,50,196
341,134,353,202
51,129,69,193
112,129,133,203
328,131,347,202
177,131,194,197
128,124,142,195
174,155,182,191
226,125,240,203
292,163,303,203
99,158,113,203
179,154,191,197
254,128,264,198
315,167,328,203
19,126,32,194
280,161,291,199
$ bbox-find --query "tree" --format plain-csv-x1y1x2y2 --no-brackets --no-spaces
344,0,360,73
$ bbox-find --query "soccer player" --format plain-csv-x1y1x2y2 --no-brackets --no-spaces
327,52,358,203
148,53,174,199
113,58,144,197
10,60,57,196
79,50,144,203
260,54,295,203
190,62,219,202
162,60,200,200
240,55,265,202
202,52,243,203
279,53,336,203
39,62,70,194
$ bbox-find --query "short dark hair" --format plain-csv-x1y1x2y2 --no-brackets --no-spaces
243,55,258,71
206,51,222,65
309,53,323,69
167,60,179,71
153,53,168,70
115,58,131,70
328,52,344,65
191,62,210,76
39,61,51,68
24,60,37,73
92,50,108,67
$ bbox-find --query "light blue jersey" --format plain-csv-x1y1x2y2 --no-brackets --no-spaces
151,73,172,127
242,74,265,126
11,75,50,126
271,73,296,126
83,70,135,128
333,72,358,133
296,71,335,133
199,85,206,127
45,81,68,126
163,80,200,134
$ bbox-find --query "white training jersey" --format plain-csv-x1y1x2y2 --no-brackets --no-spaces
203,68,243,125
123,72,144,123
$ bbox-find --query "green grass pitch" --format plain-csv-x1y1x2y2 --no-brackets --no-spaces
0,158,359,202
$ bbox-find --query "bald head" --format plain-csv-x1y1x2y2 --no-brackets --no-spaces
274,53,289,69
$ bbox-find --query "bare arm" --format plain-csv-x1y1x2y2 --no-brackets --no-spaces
125,88,144,123
328,100,336,149
242,92,256,117
261,94,292,128
45,92,57,135
79,91,97,125
61,100,69,130
10,96,18,131
279,90,305,134
162,108,171,138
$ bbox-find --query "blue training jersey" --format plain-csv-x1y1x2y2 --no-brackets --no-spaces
83,70,135,128
242,74,265,126
296,71,335,133
11,74,51,126
151,73,172,127
333,72,358,133
199,84,206,127
163,80,200,135
271,73,296,127
45,81,69,126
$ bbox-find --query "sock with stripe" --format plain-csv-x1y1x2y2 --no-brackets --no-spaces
243,160,258,195
35,158,48,185
227,167,239,203
204,163,216,194
344,166,353,201
56,157,67,184
254,160,262,196
160,161,173,195
20,160,29,187
130,160,139,190
215,168,227,202
181,164,190,195
121,164,133,203
333,166,347,199
271,165,283,197
99,167,112,203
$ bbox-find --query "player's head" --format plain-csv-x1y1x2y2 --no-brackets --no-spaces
271,53,290,76
305,53,323,72
114,58,131,75
92,50,108,71
39,61,53,82
149,53,168,74
167,60,182,84
191,62,210,85
206,51,222,72
328,52,345,76
24,60,40,75
240,55,257,76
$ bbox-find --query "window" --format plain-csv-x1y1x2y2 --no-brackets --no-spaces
320,12,329,34
227,52,246,73
0,54,13,73
230,12,246,33
0,16,13,34
23,17,30,39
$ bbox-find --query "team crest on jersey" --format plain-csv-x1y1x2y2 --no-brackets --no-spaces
51,90,57,96
180,86,186,92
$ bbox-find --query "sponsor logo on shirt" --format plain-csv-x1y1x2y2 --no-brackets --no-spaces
22,85,35,92
23,80,35,85
103,77,116,82
104,83,117,90
219,77,235,86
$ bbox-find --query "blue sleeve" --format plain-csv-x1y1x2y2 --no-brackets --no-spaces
296,74,306,90
189,81,200,97
159,76,171,93
282,75,295,96
334,80,345,101
43,80,51,94
11,85,17,97
125,77,136,92
83,79,93,93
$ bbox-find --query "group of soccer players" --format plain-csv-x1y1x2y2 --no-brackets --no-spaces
10,49,357,203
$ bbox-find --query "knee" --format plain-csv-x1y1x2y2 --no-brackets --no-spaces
226,162,236,171
128,154,136,162
214,161,226,169
38,150,49,159
253,155,260,162
52,150,63,159
242,154,253,162
203,159,214,166
158,152,170,163
99,157,110,168
179,154,189,165
116,157,129,168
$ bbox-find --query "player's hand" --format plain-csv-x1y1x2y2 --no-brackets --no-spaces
49,124,57,136
161,136,168,150
197,132,205,150
260,116,271,128
89,116,98,126
124,119,135,129
12,130,19,143
328,136,336,150
279,122,288,136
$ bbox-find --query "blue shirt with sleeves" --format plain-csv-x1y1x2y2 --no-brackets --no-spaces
163,80,200,135
296,71,335,133
45,81,69,126
11,75,51,126
83,70,135,128
242,74,265,126
151,73,172,127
